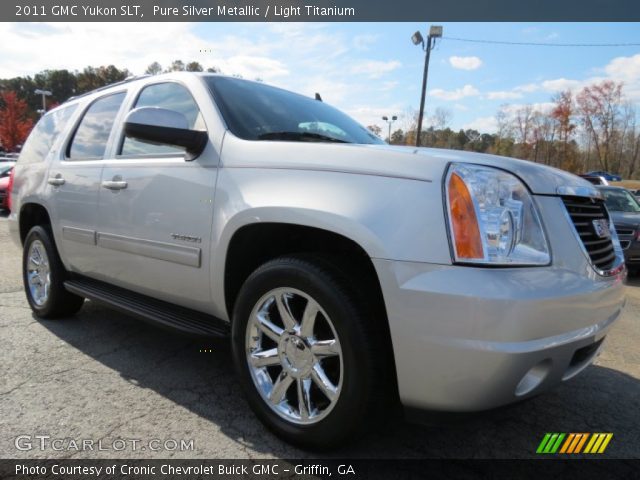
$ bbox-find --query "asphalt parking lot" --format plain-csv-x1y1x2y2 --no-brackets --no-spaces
0,213,639,460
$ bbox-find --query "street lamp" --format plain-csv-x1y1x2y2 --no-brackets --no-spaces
382,115,398,144
34,89,52,117
412,25,443,147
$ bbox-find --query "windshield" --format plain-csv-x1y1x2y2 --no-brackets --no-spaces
601,188,640,213
205,76,384,145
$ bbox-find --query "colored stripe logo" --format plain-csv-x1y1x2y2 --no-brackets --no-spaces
536,433,613,454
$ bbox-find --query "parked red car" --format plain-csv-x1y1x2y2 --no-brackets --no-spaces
0,162,16,211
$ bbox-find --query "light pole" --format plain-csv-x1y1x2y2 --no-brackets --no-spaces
34,89,52,117
382,115,397,144
412,25,443,147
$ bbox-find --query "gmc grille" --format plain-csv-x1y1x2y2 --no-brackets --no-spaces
562,197,616,271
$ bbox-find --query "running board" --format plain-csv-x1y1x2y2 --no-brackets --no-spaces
64,277,230,338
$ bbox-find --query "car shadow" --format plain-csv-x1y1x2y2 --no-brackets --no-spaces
38,301,640,459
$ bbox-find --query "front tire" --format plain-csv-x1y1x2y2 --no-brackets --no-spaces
232,256,387,449
22,225,84,318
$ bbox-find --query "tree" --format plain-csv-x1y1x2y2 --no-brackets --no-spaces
33,69,78,105
186,61,203,72
145,62,162,75
367,125,382,137
76,65,130,93
513,104,534,159
551,90,576,169
430,107,452,131
0,90,33,152
491,106,513,157
167,60,185,72
576,80,624,172
206,66,220,73
390,129,405,145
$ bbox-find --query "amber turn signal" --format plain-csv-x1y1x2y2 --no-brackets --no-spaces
448,172,484,259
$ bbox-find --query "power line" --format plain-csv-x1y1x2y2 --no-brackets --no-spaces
442,36,640,47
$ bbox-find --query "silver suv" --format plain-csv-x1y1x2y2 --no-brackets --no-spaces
9,73,626,448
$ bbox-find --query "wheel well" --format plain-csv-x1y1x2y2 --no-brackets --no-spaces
224,222,399,405
225,223,383,316
19,203,52,244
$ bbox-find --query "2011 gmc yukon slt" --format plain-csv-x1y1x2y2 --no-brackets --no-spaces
9,73,626,448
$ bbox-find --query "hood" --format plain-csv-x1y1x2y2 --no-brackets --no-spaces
409,147,591,195
607,210,640,227
221,134,591,196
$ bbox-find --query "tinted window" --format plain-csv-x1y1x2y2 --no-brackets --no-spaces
121,82,204,156
19,105,77,164
205,76,383,145
69,93,125,159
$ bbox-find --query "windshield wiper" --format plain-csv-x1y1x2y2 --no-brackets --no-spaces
257,131,350,143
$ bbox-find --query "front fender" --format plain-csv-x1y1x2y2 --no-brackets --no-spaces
208,166,452,320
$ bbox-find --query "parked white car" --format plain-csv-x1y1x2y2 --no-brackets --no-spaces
8,73,626,448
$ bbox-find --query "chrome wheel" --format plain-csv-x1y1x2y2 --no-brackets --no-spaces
26,240,51,307
245,287,343,425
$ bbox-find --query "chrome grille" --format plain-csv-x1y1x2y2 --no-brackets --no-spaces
562,197,616,271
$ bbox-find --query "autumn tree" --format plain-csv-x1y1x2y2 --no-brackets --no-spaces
576,80,624,172
0,91,33,152
549,90,577,170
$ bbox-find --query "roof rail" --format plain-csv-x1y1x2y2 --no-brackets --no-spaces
66,74,151,102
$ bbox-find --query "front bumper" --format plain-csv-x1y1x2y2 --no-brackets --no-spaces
373,259,626,412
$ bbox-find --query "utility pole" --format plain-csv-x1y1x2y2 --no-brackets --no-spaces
412,26,443,147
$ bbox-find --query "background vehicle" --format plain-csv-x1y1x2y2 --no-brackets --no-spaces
598,185,640,274
0,162,15,211
586,171,622,182
7,73,626,448
578,174,609,186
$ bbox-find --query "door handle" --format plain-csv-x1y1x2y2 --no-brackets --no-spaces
47,175,65,186
102,179,128,190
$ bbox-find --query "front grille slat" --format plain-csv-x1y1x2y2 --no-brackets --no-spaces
583,238,612,247
562,196,617,272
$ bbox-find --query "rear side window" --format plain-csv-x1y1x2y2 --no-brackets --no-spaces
120,82,204,157
19,104,77,164
68,92,125,160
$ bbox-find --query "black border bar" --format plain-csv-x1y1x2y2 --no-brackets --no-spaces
5,0,640,22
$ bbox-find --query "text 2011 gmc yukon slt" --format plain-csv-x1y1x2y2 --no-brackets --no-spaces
9,73,626,448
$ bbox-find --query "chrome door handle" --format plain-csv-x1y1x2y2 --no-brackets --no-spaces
102,180,128,190
47,175,65,186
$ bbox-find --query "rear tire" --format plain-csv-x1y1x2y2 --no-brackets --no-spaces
22,225,84,318
231,255,389,449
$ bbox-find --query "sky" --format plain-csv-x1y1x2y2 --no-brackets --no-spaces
0,22,639,134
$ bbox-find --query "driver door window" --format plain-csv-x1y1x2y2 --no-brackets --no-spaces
120,82,205,157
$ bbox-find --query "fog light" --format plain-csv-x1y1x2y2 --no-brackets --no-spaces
515,359,552,396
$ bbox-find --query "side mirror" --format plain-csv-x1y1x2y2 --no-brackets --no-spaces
123,107,207,160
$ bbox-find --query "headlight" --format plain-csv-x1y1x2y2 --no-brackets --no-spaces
445,163,550,265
